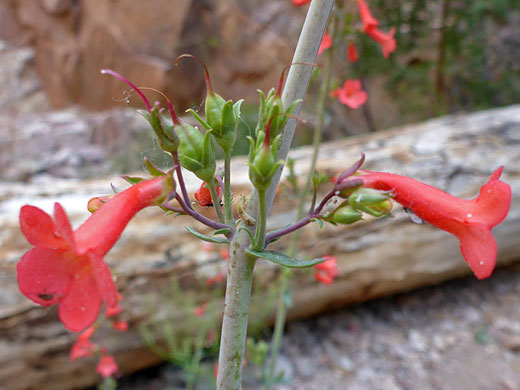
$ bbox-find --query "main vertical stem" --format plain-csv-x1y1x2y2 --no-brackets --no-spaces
266,17,336,387
217,2,334,389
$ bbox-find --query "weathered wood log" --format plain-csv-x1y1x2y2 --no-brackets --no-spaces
0,105,519,390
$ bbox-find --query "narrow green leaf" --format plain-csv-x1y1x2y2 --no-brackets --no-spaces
185,226,229,244
212,228,232,236
245,249,326,268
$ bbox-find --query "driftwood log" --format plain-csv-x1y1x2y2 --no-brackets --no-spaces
0,105,519,390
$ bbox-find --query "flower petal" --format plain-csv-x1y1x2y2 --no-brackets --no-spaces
17,247,73,306
58,272,102,332
87,251,119,313
54,203,76,251
19,206,62,248
457,223,497,280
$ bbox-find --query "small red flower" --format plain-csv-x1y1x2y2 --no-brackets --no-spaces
292,0,311,6
112,320,129,332
194,302,208,317
318,31,333,56
314,255,339,285
331,79,368,109
357,0,378,33
358,167,511,279
366,27,396,58
96,354,118,378
70,325,97,361
17,176,172,332
347,43,359,63
195,181,220,207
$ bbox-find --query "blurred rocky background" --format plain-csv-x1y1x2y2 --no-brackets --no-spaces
1,0,518,182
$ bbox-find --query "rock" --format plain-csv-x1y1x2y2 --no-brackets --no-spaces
1,0,298,111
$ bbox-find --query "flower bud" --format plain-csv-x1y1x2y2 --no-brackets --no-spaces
247,133,283,191
348,188,393,217
332,205,363,225
176,123,216,182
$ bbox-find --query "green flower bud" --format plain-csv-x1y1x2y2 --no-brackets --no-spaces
176,123,216,182
247,133,283,191
332,205,363,225
348,188,393,217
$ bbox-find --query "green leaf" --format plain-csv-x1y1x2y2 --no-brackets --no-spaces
185,226,229,244
245,249,326,268
212,228,232,236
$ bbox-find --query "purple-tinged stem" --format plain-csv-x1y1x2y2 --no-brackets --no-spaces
175,193,229,231
335,153,365,184
265,213,318,244
172,154,192,210
100,69,152,111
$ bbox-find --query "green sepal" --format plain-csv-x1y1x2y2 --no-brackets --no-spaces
187,108,211,130
311,217,324,229
185,226,229,244
212,100,237,151
122,176,144,185
245,249,327,268
144,158,166,177
205,92,227,132
198,131,216,182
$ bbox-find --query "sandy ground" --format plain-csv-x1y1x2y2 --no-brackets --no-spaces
115,263,520,390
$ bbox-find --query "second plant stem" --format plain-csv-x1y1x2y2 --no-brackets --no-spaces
207,179,225,224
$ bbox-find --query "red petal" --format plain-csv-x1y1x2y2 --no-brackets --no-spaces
19,206,62,248
87,251,119,312
473,168,512,227
457,223,497,279
58,273,102,332
54,203,76,250
17,247,73,306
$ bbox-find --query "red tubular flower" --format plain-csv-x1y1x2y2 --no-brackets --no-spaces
195,181,220,207
96,354,118,378
318,31,333,56
331,79,368,109
292,0,311,5
366,27,396,58
347,43,359,63
17,176,173,332
358,168,511,279
357,0,378,32
314,255,339,285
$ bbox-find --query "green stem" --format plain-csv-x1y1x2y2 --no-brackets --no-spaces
266,14,336,388
224,149,234,225
253,189,267,250
207,179,225,224
216,1,334,389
